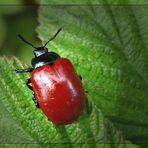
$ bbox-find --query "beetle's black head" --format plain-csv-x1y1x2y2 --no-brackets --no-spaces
34,46,48,57
18,28,62,68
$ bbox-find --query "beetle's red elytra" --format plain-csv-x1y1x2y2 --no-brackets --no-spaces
31,58,85,124
15,28,86,125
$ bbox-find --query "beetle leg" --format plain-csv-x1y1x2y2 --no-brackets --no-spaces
15,68,34,73
78,75,87,92
26,79,40,108
26,78,33,91
32,92,40,108
79,75,82,80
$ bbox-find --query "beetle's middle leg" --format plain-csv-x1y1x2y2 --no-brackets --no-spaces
26,78,40,108
32,92,40,108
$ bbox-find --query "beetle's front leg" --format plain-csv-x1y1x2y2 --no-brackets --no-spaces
15,68,34,73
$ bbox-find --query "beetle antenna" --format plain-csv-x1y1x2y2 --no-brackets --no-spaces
18,34,36,49
44,27,62,48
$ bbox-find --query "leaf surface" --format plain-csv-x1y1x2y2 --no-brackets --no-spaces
0,57,130,146
37,0,148,142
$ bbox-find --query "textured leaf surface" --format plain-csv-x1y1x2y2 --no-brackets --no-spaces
0,57,130,146
37,1,148,142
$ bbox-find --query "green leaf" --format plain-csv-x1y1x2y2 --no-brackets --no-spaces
37,1,148,143
0,57,130,146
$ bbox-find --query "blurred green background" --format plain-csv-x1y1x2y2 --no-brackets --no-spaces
0,0,39,66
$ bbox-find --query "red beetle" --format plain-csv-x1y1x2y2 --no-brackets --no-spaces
15,28,85,124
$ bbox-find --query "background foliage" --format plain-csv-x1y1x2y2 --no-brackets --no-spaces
0,0,147,147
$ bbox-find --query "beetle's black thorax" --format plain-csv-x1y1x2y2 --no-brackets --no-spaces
31,51,60,68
